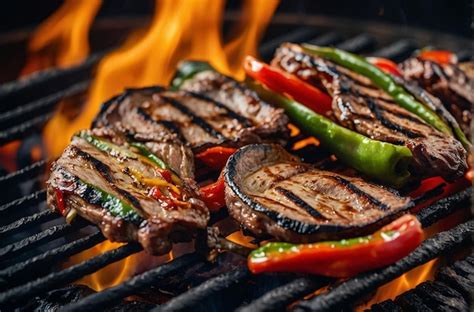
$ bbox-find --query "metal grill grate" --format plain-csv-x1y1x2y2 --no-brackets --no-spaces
0,19,472,311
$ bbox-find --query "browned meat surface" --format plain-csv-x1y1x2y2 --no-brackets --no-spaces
400,58,474,138
47,128,208,255
94,74,289,154
224,144,413,242
271,43,467,182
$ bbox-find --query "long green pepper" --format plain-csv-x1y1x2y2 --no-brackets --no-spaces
302,45,455,138
250,82,413,187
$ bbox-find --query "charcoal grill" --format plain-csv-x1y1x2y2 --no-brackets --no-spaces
0,11,472,312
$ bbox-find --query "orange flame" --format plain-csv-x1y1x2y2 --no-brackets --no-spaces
21,0,101,76
355,259,439,311
44,0,279,159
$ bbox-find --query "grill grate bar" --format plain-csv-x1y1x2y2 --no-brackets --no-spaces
259,27,320,60
307,31,343,46
0,223,78,264
0,189,46,217
0,53,102,113
0,81,89,131
62,253,202,312
371,39,418,62
294,219,474,312
237,276,330,312
0,209,56,238
0,230,103,291
335,33,376,53
155,267,251,312
0,242,142,307
0,112,54,145
0,160,47,188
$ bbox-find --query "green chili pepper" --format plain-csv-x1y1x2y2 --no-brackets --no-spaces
130,142,168,169
249,81,412,187
302,45,453,137
77,131,137,160
171,61,215,90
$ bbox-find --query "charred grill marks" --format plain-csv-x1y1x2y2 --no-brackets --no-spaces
71,145,144,212
184,91,252,127
161,95,225,140
136,107,186,142
329,175,391,211
275,186,326,219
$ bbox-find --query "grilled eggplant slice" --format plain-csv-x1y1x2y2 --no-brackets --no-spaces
271,43,467,182
47,128,208,255
224,144,413,242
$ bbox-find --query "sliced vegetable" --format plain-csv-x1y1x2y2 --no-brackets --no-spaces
54,188,66,215
199,175,226,212
367,57,401,76
149,187,178,209
77,131,136,160
302,45,453,136
248,214,423,278
418,50,457,65
244,56,332,114
248,80,412,187
196,146,237,170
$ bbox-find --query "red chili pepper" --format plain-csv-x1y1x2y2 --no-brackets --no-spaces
248,214,423,278
409,176,470,212
418,50,457,65
54,188,66,215
195,146,237,170
367,57,402,76
149,187,177,209
199,175,226,212
158,169,172,183
244,56,333,115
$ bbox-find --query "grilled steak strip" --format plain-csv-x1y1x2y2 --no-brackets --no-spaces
400,58,474,138
47,128,208,255
271,43,467,181
94,73,289,154
224,144,413,242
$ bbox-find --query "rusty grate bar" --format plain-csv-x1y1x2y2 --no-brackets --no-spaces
294,219,473,312
63,253,202,312
0,230,104,291
0,242,142,307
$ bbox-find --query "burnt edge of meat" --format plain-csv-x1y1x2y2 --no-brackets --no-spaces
224,144,414,240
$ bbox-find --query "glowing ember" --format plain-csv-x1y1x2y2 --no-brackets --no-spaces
21,0,101,76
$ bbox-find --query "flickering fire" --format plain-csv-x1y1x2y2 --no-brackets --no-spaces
43,0,279,158
33,0,279,290
21,0,101,76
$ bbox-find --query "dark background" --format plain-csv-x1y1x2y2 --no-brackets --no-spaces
0,0,472,38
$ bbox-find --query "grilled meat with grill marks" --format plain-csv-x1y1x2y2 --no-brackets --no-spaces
400,58,474,138
224,144,413,242
94,74,289,154
47,128,208,255
271,43,467,182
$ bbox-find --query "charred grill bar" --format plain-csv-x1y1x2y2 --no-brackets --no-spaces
0,18,472,312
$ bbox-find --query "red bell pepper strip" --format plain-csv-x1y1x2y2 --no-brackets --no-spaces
248,214,423,278
244,56,333,115
367,57,402,76
54,188,66,215
149,187,178,209
199,175,226,212
196,147,237,170
418,50,457,65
